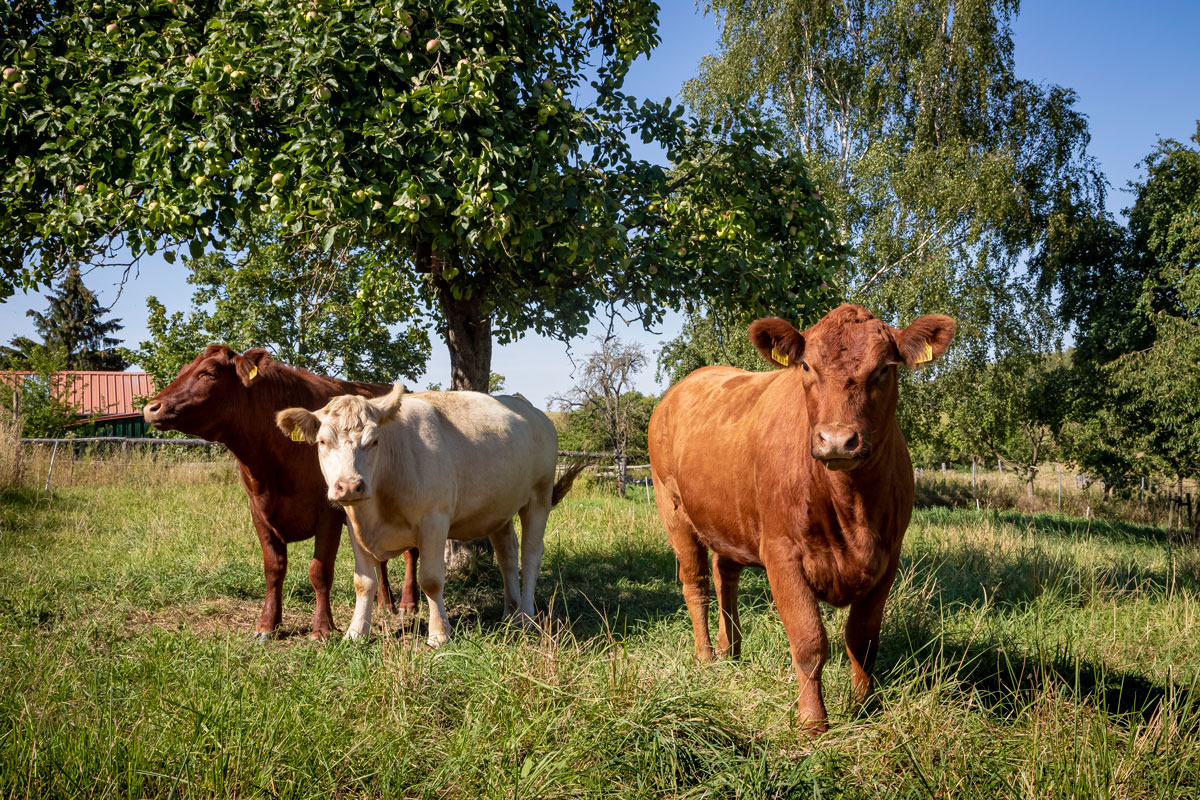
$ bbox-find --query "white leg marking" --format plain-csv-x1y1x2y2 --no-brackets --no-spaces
344,534,379,642
417,517,451,646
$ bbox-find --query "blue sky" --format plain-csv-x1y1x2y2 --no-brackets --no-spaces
3,1,1198,406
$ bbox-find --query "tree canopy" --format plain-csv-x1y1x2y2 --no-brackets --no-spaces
130,218,429,387
2,0,843,389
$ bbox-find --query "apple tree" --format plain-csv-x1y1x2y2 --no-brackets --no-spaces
1,0,843,389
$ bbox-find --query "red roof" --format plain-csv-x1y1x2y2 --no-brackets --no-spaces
0,371,156,420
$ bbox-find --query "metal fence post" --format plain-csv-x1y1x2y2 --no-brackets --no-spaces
44,441,59,492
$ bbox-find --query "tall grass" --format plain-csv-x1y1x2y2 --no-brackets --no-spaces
1,468,1197,798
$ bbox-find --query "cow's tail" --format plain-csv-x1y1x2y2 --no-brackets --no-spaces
551,458,593,507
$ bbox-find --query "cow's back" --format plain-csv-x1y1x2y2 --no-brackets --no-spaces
650,366,798,568
376,392,559,539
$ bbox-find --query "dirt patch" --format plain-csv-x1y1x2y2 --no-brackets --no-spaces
121,598,429,645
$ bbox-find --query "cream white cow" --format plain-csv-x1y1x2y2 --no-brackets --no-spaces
276,384,584,645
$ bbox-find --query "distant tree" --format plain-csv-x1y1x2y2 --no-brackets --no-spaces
657,308,766,386
130,219,430,387
551,338,649,498
0,347,78,438
951,351,1070,497
2,266,126,371
1105,127,1200,516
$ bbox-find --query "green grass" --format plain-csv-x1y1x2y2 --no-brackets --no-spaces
1,464,1198,799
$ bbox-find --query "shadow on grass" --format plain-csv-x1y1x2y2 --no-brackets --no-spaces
903,520,1200,611
432,540,685,641
877,613,1198,728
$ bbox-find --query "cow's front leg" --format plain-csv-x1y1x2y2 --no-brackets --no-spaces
489,522,521,618
344,533,380,642
254,525,288,641
416,516,452,646
764,551,829,735
307,522,340,639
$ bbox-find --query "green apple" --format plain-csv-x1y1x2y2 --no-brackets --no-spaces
271,172,286,187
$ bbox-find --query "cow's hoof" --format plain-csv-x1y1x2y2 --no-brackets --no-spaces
343,629,369,643
309,629,336,642
250,631,273,645
426,634,449,648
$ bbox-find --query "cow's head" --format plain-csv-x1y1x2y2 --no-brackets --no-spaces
749,304,955,471
276,383,405,505
142,345,273,439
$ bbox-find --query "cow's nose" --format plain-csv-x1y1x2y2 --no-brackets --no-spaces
331,477,367,501
143,401,162,421
811,425,863,460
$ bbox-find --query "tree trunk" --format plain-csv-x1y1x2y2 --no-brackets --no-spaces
435,271,492,392
433,256,494,568
616,453,627,499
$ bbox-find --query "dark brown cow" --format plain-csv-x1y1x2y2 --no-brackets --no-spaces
143,346,418,640
648,304,954,734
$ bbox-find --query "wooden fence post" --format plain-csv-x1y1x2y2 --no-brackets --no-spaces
1057,462,1061,511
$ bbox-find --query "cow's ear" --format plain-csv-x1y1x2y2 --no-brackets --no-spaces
236,348,272,387
895,315,956,369
748,317,805,369
375,382,407,425
276,407,320,445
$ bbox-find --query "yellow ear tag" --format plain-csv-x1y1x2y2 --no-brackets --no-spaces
290,428,305,442
248,365,258,381
771,346,789,367
914,341,934,365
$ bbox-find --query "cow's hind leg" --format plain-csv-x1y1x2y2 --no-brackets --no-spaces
377,560,396,615
308,522,341,640
344,534,380,642
516,504,549,621
844,557,899,706
656,488,713,661
712,552,744,659
398,549,420,616
489,520,521,618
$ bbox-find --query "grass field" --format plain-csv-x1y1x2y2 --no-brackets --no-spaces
1,459,1198,799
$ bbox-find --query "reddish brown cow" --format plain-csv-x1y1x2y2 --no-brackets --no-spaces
142,345,418,640
649,304,954,733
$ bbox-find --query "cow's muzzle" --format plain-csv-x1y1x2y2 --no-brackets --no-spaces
142,399,174,429
811,424,869,469
329,476,368,505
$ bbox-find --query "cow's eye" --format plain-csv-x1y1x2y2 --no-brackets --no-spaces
363,438,378,450
875,364,891,381
317,438,327,447
801,361,811,372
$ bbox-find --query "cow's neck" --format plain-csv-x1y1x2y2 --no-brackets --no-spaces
218,374,342,480
814,432,906,539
